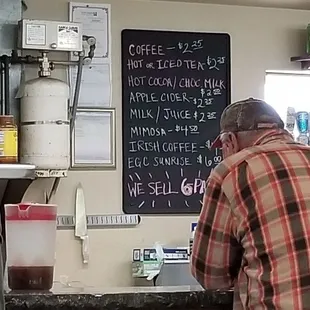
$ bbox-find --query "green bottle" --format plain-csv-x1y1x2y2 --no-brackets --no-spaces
307,24,310,54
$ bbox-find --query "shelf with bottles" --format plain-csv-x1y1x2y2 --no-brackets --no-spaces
290,55,310,70
0,164,35,179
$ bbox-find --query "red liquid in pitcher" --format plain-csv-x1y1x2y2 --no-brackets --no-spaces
8,266,54,290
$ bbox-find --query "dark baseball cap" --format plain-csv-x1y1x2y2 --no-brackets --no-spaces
211,98,284,148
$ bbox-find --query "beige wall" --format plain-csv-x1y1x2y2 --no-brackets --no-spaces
22,0,309,287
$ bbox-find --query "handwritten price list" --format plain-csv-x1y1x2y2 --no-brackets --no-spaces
122,29,231,214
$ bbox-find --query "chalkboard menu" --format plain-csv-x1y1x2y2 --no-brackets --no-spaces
122,29,231,214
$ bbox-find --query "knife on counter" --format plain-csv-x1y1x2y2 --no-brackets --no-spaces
75,183,89,264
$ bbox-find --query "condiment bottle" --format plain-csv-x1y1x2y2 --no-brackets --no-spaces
0,115,18,163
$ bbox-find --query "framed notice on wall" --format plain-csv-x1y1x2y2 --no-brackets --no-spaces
71,108,116,169
121,29,231,215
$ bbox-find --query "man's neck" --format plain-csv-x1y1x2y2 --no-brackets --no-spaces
252,129,294,146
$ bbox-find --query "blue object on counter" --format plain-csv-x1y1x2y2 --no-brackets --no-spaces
296,111,309,134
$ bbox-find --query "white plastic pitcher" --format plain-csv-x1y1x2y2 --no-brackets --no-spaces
5,203,57,290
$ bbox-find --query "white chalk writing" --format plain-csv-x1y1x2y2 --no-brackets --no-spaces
123,31,229,211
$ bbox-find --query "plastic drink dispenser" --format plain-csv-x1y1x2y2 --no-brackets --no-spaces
5,203,57,290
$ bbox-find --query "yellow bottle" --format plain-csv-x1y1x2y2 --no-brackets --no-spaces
0,115,18,164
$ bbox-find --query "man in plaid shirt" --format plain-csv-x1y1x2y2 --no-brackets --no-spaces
191,98,310,309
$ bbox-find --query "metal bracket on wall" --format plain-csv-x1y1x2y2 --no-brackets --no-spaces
57,214,141,229
21,0,27,11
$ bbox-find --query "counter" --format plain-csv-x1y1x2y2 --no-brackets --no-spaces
5,286,233,310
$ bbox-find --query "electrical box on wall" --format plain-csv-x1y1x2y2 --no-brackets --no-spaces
17,19,83,52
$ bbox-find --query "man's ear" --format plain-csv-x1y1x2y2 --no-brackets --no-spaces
228,133,239,153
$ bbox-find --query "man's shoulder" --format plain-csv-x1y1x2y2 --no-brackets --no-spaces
211,149,252,183
211,142,310,183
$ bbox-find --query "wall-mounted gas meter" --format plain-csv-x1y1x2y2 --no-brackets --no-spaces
17,19,83,52
14,19,88,180
0,18,95,194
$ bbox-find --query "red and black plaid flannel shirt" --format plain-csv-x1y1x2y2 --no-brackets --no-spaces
191,130,310,309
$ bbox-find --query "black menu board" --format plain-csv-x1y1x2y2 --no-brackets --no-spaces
122,29,231,214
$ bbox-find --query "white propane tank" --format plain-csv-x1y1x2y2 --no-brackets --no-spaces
20,77,70,170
